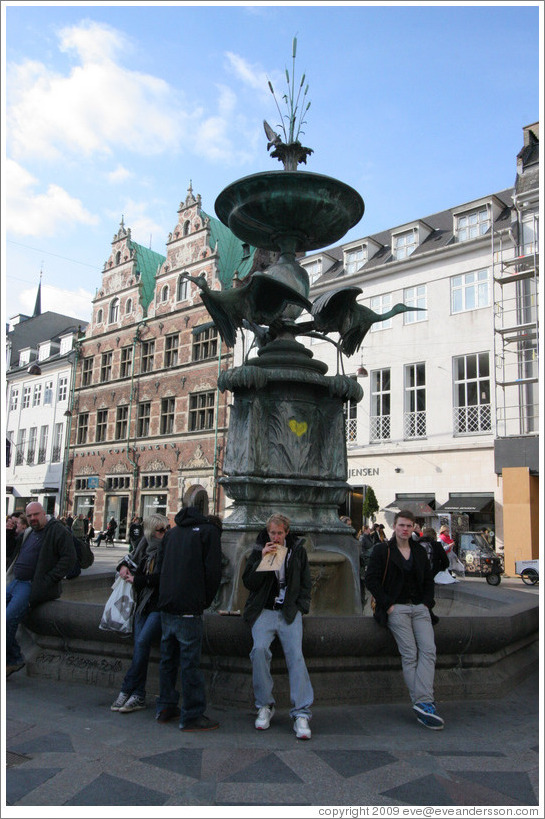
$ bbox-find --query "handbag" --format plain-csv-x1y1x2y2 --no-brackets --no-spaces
370,546,390,613
99,575,135,635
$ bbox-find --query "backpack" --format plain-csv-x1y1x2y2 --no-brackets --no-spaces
73,534,95,569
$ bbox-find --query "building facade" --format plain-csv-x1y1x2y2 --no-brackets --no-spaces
65,185,272,539
6,311,88,516
297,123,539,563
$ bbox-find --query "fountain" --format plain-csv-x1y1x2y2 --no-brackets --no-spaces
22,45,538,704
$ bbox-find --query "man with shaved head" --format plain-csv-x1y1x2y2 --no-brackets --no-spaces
6,502,76,678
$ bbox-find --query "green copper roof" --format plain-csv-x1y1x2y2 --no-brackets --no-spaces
204,211,257,288
131,242,166,313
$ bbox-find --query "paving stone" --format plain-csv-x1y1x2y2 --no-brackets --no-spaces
452,770,538,805
224,752,305,783
381,773,456,806
315,749,397,777
63,772,169,806
10,730,75,755
6,767,62,804
140,748,202,779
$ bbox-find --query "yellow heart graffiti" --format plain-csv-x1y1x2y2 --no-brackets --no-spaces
288,419,308,437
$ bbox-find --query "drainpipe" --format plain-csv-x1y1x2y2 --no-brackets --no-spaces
212,338,223,514
125,321,146,527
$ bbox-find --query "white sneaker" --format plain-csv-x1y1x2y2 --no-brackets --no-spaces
255,705,274,730
110,692,129,711
294,716,311,740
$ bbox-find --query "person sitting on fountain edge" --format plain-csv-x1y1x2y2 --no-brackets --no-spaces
364,509,444,730
242,513,313,740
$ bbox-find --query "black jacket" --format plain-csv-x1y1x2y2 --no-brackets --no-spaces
242,529,311,626
364,535,435,627
8,518,77,608
418,534,449,577
156,507,222,615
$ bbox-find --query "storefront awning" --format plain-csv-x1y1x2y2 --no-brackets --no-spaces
383,496,435,517
435,495,494,513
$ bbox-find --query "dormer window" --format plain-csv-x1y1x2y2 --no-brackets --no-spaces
38,342,51,361
242,243,250,259
108,297,120,324
344,246,366,275
393,229,417,260
19,349,31,366
59,335,72,355
455,206,490,242
303,258,322,285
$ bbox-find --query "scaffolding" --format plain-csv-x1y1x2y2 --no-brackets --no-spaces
493,212,539,438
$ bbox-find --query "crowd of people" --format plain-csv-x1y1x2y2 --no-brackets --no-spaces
7,499,494,738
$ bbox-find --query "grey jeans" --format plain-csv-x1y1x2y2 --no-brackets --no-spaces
387,603,436,705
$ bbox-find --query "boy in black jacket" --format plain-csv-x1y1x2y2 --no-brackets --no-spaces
243,513,313,740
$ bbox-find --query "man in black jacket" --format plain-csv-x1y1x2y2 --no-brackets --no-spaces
6,502,76,677
365,509,444,731
154,506,222,731
242,513,313,740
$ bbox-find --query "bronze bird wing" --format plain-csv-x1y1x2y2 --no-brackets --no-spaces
246,273,312,325
310,286,363,333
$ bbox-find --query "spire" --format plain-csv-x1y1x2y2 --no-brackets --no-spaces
33,271,42,317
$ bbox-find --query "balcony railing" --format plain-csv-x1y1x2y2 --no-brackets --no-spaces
370,415,391,442
403,411,426,439
453,404,491,435
52,446,62,462
37,449,47,464
345,418,357,443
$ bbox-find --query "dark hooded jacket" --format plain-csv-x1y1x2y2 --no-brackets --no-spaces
156,507,222,615
8,517,77,608
242,528,311,626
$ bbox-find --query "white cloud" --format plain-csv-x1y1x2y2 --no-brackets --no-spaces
7,21,186,161
6,159,99,237
107,165,133,184
19,283,93,322
105,199,168,250
224,52,270,97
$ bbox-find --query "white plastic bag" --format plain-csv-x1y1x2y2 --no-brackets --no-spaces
99,574,135,634
434,569,458,584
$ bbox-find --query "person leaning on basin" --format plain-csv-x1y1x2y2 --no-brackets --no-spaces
364,508,444,730
6,502,77,678
242,513,314,740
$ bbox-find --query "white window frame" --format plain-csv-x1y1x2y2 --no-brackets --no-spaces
404,363,426,439
38,425,49,464
393,229,417,260
108,298,120,324
403,285,427,324
57,376,68,402
303,258,322,285
52,423,63,462
370,294,392,331
9,388,19,411
38,342,51,361
27,426,37,464
60,335,72,355
19,349,31,366
370,368,391,441
451,269,490,313
453,352,491,435
44,380,53,404
177,275,188,302
22,387,31,408
455,206,490,242
32,384,42,407
344,246,366,276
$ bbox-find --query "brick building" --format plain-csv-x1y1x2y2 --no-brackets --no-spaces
66,184,269,539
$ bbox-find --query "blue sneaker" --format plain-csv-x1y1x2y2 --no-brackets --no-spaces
413,702,444,730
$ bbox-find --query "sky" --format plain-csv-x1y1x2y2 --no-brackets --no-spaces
2,1,542,325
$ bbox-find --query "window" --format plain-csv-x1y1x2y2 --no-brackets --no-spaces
344,395,358,443
19,349,30,366
370,369,391,441
16,429,26,465
160,397,175,435
404,363,426,439
9,389,18,411
120,346,133,378
345,246,366,275
137,402,151,437
125,298,133,314
77,413,89,445
27,427,37,464
44,381,53,404
52,423,63,461
183,220,190,236
38,425,49,464
100,351,113,382
192,326,217,362
451,269,490,313
97,308,103,324
32,384,42,407
108,297,120,323
22,387,31,408
453,352,491,435
403,285,427,324
142,474,169,489
189,391,215,431
7,432,13,467
115,406,129,440
96,409,108,442
455,207,490,242
38,342,50,361
242,242,250,259
393,229,417,260
141,340,155,373
115,251,121,265
105,475,130,490
57,376,68,401
82,357,94,386
160,284,169,303
521,214,538,256
60,336,72,355
303,259,322,284
177,275,188,301
370,294,392,331
164,334,179,368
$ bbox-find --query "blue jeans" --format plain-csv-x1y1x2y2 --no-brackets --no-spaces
387,603,437,705
156,613,205,726
120,611,162,699
6,579,32,665
250,609,313,720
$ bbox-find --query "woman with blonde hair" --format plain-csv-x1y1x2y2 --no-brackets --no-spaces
110,513,170,713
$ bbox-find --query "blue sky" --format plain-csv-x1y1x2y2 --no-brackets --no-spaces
2,1,542,323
